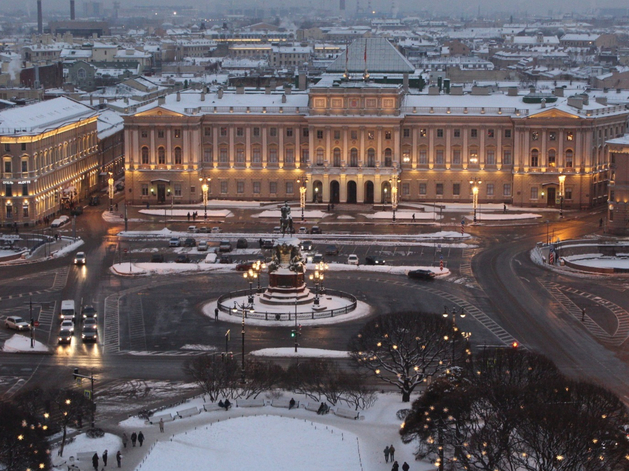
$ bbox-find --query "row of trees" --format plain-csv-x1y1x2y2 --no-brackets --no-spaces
183,355,376,410
0,388,94,471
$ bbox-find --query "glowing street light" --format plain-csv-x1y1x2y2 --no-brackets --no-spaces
469,178,482,222
199,177,211,219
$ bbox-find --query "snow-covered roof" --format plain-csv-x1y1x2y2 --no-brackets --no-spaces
0,97,96,135
327,38,414,74
97,109,124,139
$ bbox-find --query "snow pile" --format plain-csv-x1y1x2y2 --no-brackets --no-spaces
51,239,84,258
2,334,49,352
254,209,328,219
139,209,233,218
251,348,349,358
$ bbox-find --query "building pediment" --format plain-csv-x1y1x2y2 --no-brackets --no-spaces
527,108,579,119
135,106,184,118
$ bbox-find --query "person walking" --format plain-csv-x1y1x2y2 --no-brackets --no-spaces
389,444,395,461
122,433,128,448
92,453,99,471
102,450,108,467
412,213,415,222
138,431,144,446
214,307,219,321
187,212,191,221
159,418,164,433
391,461,399,471
130,432,137,447
383,445,390,463
402,462,410,471
116,451,122,468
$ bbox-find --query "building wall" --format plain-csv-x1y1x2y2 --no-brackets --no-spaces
608,145,629,235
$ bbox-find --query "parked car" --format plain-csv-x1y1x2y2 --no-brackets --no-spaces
235,261,255,271
300,240,314,251
273,226,282,234
236,238,248,249
298,227,308,234
187,226,198,233
211,227,221,233
74,252,86,265
218,255,233,264
71,206,83,216
199,227,209,233
5,316,30,331
310,226,322,234
407,269,436,280
58,328,73,344
183,238,197,247
325,245,339,256
169,237,181,247
176,254,191,263
81,305,98,320
262,239,274,249
219,240,232,252
150,254,165,263
347,254,359,265
365,256,386,265
197,241,209,252
312,253,324,263
60,319,75,334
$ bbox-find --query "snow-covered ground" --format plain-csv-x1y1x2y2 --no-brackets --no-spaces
563,254,629,269
139,209,233,218
2,333,49,352
51,432,121,469
254,209,328,219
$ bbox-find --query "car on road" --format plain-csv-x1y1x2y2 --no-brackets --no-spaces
199,227,209,233
60,320,75,334
183,238,197,247
218,255,233,264
236,238,248,249
81,305,98,320
273,226,282,234
298,227,308,234
58,328,73,344
5,316,30,331
300,240,314,251
71,206,84,216
219,240,232,252
81,328,98,343
325,245,339,256
365,255,386,265
407,269,436,281
187,226,198,233
262,239,274,249
211,227,221,233
347,254,359,265
82,318,97,331
310,226,322,234
150,254,165,263
169,237,181,247
312,253,324,264
197,241,209,252
235,261,255,271
175,254,191,263
74,252,86,265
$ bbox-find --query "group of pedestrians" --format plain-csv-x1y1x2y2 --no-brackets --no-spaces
91,449,122,469
384,444,410,471
122,431,144,448
187,212,198,221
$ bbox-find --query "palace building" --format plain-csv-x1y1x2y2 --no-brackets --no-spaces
123,79,628,211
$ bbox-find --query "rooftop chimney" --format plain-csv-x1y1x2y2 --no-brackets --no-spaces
37,0,43,34
70,0,75,20
176,91,181,102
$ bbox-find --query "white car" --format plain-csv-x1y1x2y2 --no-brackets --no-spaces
169,237,181,247
74,252,86,265
211,227,221,234
298,227,308,234
5,316,30,331
198,241,209,252
347,254,359,265
60,319,75,334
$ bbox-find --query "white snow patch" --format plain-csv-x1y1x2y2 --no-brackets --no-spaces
2,334,49,352
254,210,328,219
52,432,121,467
251,347,350,358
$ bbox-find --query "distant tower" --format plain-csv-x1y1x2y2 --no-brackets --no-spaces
113,0,120,19
70,0,75,19
391,0,398,18
37,0,43,34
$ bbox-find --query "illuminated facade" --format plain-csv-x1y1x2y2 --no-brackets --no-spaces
0,97,100,227
123,81,629,211
607,136,629,235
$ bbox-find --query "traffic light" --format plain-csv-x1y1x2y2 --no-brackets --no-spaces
290,330,297,338
511,341,519,349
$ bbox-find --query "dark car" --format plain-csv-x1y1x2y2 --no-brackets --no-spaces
58,328,73,345
81,328,98,343
262,239,274,249
325,244,339,256
236,238,249,249
310,226,322,234
365,256,386,265
235,261,255,271
176,254,191,263
71,206,83,216
407,269,436,280
300,240,314,251
219,255,233,264
150,254,165,263
199,227,209,233
183,238,196,247
81,305,98,320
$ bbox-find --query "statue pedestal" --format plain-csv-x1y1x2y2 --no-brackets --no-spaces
261,269,315,306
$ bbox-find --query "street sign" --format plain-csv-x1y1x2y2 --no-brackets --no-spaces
33,320,40,327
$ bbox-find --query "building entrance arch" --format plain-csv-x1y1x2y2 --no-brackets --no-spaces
347,180,357,204
330,180,340,204
364,181,374,204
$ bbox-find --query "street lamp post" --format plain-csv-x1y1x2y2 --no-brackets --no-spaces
232,301,254,384
309,262,328,306
558,175,566,218
199,177,211,220
469,178,482,222
389,176,401,222
243,269,257,304
297,176,308,221
107,172,114,212
443,306,466,364
252,259,266,292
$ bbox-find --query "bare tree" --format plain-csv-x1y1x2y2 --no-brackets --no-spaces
286,359,332,402
182,354,241,402
348,312,468,402
239,359,285,399
46,389,94,457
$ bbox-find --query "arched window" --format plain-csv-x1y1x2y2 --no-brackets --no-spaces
158,147,166,164
174,147,182,165
565,149,573,168
384,148,393,167
530,149,539,167
548,149,556,167
141,146,149,164
365,148,374,167
333,148,341,167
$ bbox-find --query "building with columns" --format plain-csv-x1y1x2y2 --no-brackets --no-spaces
122,79,628,211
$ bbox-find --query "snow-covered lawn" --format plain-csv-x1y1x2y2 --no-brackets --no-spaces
2,334,49,352
463,213,542,221
564,254,629,269
139,209,233,218
254,209,328,219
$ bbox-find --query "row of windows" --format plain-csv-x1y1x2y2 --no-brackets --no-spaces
530,187,573,200
3,183,29,197
140,181,297,196
530,149,574,167
426,182,512,197
3,202,30,218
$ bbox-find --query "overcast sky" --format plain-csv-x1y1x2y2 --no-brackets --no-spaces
3,0,629,19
